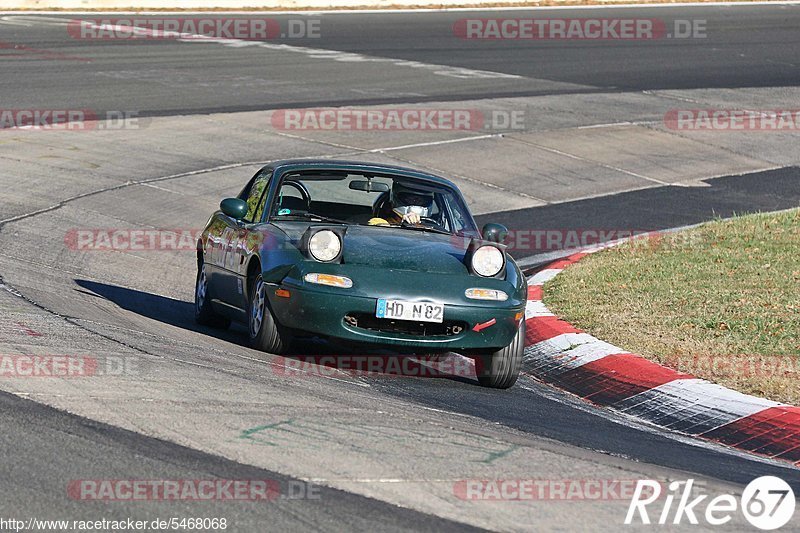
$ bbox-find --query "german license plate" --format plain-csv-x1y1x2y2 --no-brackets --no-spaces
376,299,444,323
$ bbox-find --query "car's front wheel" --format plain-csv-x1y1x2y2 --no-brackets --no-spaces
249,275,292,354
474,320,524,389
194,263,231,329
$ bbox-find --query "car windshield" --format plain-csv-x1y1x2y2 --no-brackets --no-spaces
270,171,477,235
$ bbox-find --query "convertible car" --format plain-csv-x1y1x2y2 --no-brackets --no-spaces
195,160,527,388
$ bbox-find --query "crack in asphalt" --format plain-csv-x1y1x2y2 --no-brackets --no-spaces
0,273,159,358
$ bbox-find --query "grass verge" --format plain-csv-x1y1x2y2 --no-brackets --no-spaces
544,209,800,404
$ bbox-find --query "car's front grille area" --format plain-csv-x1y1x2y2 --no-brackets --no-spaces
344,313,467,337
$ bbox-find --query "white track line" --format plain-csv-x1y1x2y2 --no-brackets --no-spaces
4,3,800,15
23,17,522,80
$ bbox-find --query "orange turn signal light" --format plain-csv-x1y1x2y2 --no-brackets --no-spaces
304,273,353,288
275,289,291,298
465,288,508,301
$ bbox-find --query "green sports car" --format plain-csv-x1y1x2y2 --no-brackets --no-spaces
195,160,527,388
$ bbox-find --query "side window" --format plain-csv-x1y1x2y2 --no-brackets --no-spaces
440,191,471,234
431,195,450,231
448,201,469,233
244,170,272,223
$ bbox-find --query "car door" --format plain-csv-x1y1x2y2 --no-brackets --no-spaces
215,169,272,311
229,170,272,311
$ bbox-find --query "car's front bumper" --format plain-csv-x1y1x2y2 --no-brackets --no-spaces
268,282,524,352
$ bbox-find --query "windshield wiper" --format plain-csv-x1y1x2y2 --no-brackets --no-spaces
399,224,452,236
274,213,349,224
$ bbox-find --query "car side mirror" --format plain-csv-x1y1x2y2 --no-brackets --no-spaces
220,198,248,220
482,223,508,243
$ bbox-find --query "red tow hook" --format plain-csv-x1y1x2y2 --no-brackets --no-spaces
472,318,496,332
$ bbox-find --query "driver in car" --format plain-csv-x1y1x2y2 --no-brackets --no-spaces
370,182,434,226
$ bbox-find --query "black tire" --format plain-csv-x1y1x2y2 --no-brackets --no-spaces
249,275,291,354
194,263,231,329
475,320,524,389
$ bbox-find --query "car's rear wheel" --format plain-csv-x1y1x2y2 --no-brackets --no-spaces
474,320,524,389
249,276,292,354
194,263,231,329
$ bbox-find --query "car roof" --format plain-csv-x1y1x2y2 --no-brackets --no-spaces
263,159,459,190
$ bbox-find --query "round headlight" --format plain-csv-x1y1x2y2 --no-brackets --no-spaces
308,230,341,262
472,245,504,277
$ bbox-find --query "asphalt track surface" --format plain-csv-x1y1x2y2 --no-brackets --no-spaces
1,5,800,532
0,5,798,116
481,167,800,259
0,390,482,532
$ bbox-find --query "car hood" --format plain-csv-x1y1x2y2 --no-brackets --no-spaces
343,226,471,274
273,222,472,274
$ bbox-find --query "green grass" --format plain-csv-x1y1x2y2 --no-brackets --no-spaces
544,209,800,404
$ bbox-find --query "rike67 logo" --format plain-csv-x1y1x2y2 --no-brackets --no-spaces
626,476,795,530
